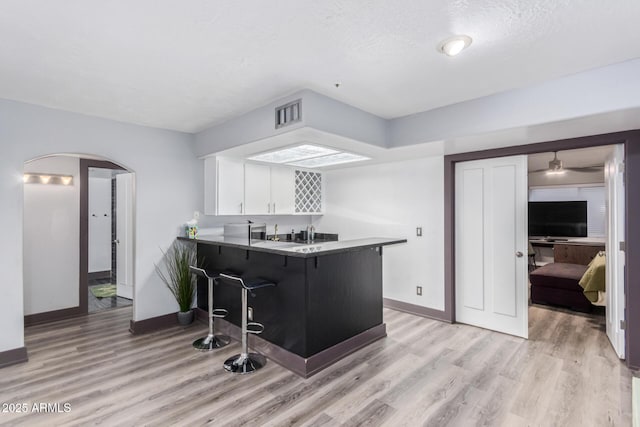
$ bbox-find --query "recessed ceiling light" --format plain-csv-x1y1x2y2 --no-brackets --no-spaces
438,35,472,57
287,152,370,168
248,144,340,163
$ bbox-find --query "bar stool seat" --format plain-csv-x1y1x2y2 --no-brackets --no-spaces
189,266,230,351
217,272,276,374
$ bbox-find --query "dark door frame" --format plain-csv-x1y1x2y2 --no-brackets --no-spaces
79,159,126,315
443,130,640,370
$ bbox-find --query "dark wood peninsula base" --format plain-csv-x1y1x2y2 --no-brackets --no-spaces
185,236,406,377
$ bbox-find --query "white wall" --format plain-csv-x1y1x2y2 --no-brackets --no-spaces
315,157,445,311
88,173,112,273
0,98,200,353
389,58,640,149
23,156,80,315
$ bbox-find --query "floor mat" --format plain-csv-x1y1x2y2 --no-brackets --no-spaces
90,284,117,298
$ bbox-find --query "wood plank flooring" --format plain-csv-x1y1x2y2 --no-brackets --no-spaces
0,305,633,426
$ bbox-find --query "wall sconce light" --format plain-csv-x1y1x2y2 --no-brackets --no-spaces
23,173,74,186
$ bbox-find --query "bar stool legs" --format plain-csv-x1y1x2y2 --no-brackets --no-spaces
193,276,230,351
223,287,266,374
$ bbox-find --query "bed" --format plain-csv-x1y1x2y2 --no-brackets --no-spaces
529,252,606,312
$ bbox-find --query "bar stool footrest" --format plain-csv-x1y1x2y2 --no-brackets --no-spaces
246,322,264,334
212,308,228,318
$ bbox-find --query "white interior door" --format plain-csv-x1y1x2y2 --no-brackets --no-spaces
116,173,134,300
455,155,529,338
605,144,625,358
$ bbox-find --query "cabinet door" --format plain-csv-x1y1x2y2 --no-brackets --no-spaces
217,159,245,215
244,163,271,215
204,157,217,215
271,167,295,215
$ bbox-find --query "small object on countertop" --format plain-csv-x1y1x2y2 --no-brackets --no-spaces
185,219,198,239
291,229,295,241
310,225,315,242
272,224,280,241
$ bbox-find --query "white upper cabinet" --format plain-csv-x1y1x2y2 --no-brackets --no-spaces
271,167,295,215
245,164,295,215
204,157,245,215
244,163,271,215
204,158,322,216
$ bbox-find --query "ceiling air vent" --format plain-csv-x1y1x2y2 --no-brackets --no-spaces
275,99,302,129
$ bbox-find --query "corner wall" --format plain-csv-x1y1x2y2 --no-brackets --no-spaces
315,156,445,311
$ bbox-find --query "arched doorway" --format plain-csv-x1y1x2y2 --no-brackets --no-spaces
23,154,136,324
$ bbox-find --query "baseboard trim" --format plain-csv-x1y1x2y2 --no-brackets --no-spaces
207,310,386,378
129,312,178,335
0,347,28,369
384,298,451,323
24,306,84,327
88,270,111,281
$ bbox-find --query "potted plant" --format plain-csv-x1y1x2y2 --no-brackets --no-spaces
156,240,197,325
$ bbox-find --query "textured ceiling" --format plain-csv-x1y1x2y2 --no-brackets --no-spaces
1,1,639,133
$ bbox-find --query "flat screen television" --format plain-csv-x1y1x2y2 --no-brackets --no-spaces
528,201,588,238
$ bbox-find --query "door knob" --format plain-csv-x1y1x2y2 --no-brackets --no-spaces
113,239,120,244
515,251,523,258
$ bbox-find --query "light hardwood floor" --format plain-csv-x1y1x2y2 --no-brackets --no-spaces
0,305,633,426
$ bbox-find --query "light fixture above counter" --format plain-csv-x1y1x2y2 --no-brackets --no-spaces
247,143,369,168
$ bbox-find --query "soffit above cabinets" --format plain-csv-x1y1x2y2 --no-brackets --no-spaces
211,127,445,170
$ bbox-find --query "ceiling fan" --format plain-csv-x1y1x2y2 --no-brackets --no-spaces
529,151,604,174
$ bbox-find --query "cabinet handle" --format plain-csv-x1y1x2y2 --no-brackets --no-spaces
273,203,276,213
268,203,271,213
240,202,243,214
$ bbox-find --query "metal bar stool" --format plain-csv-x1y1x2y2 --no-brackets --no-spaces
217,272,276,374
189,266,230,351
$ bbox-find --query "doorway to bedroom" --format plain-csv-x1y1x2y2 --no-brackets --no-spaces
527,144,625,359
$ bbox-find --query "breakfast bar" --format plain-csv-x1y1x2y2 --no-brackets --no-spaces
182,235,406,377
